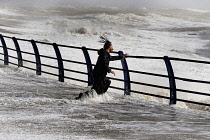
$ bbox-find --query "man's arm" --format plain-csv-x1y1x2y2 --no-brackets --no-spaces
110,54,128,61
109,54,128,76
103,53,112,73
110,55,122,61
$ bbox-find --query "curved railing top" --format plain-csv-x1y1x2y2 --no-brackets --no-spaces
4,34,210,64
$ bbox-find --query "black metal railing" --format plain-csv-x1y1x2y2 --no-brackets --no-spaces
0,34,210,107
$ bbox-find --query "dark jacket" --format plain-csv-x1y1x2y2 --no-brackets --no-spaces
92,48,122,79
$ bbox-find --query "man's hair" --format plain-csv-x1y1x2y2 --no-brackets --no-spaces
99,35,112,50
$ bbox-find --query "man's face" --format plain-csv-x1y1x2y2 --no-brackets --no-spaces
109,45,114,52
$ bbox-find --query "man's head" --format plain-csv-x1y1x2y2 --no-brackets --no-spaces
99,35,113,52
104,41,114,52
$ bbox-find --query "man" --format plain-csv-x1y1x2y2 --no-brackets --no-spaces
92,36,127,95
75,36,127,100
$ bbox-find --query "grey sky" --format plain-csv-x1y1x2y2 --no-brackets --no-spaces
1,0,210,9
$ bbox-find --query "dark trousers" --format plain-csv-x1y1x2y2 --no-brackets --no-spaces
92,76,111,95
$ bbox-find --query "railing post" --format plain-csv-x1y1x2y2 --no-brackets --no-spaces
164,56,177,105
0,34,9,65
53,43,64,82
118,51,131,95
12,37,23,67
31,40,41,75
82,47,93,86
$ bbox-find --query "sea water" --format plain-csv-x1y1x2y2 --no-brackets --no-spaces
0,3,210,139
2,4,210,107
0,66,210,139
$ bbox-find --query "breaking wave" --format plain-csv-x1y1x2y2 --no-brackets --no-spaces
0,8,21,16
95,13,146,25
186,8,210,13
75,86,114,103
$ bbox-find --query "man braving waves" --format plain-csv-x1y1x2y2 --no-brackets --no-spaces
75,35,127,99
92,35,128,95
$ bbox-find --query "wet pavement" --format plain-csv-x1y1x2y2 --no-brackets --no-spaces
0,65,210,140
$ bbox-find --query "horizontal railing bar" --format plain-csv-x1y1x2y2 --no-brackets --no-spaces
108,77,168,91
41,70,59,77
0,58,4,61
28,59,210,85
35,41,53,45
62,59,87,65
15,37,34,42
1,35,13,39
21,66,37,71
130,81,170,90
108,69,210,86
2,35,83,50
22,59,36,64
177,98,210,107
41,63,58,69
128,55,164,60
86,48,119,54
175,76,210,84
176,88,210,96
128,69,169,78
64,76,88,83
6,47,16,52
0,54,157,78
128,55,210,65
109,66,124,71
1,35,118,53
108,78,168,91
3,35,210,64
86,48,99,52
90,64,146,72
108,77,125,82
8,55,18,60
0,52,4,55
21,50,35,56
110,51,120,54
2,35,84,50
39,54,57,60
16,38,31,42
57,44,82,50
109,86,125,91
8,61,18,66
104,67,169,79
64,68,88,75
130,89,170,99
106,67,167,74
169,57,210,64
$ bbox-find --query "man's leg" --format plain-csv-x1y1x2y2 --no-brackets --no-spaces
92,75,110,95
104,77,111,93
75,92,83,100
92,79,103,94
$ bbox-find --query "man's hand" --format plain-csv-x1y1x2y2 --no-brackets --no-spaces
111,70,116,76
122,53,128,58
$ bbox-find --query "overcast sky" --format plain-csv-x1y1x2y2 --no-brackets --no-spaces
2,0,210,9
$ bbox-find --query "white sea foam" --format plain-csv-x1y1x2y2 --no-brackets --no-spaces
0,9,18,16
186,8,210,13
95,13,146,24
75,86,114,103
1,6,210,111
2,4,210,140
1,63,210,139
